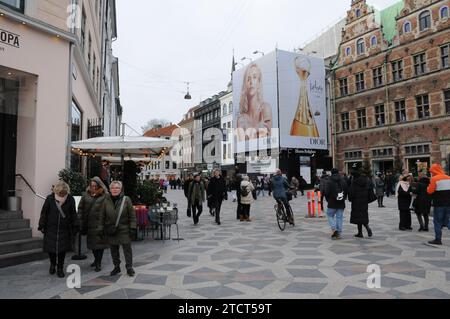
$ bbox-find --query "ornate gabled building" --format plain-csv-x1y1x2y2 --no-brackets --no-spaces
332,0,450,175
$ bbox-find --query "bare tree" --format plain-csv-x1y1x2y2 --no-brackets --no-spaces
141,119,170,133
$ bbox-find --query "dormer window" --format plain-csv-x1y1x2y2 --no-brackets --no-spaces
357,38,365,55
419,11,431,31
440,6,449,19
403,21,411,33
355,9,361,18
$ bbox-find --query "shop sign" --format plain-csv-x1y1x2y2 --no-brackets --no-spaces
0,28,20,49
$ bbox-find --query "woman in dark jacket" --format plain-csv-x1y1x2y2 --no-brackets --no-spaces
39,181,77,278
397,176,413,231
100,181,137,277
188,174,206,225
411,172,432,231
207,170,227,225
374,173,386,208
78,177,112,272
348,170,373,238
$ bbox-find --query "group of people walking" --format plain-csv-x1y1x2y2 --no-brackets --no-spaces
39,177,136,279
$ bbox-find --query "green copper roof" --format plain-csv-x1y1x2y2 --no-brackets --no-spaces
379,1,404,44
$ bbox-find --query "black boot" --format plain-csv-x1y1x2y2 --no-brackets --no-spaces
49,264,56,275
95,262,102,272
110,267,121,276
57,267,65,278
127,268,135,277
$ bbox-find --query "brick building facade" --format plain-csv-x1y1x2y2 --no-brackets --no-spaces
332,0,450,175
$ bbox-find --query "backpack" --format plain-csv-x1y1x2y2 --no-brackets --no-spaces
241,185,250,197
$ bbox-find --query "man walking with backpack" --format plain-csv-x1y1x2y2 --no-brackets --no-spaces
324,169,349,240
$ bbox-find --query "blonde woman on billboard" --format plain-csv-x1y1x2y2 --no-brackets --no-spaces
237,63,273,142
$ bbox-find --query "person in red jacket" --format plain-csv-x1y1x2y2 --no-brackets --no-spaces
427,164,450,246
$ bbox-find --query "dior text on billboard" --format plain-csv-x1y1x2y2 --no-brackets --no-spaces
278,50,327,150
233,51,279,154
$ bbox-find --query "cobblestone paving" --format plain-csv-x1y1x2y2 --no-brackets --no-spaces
0,190,449,299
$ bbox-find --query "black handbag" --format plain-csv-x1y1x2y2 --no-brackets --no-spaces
368,187,377,204
105,198,126,236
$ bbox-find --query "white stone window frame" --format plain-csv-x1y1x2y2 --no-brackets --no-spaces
356,38,365,55
403,21,412,33
440,6,449,20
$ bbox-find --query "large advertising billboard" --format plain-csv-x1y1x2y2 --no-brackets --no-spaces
233,51,279,154
278,50,327,150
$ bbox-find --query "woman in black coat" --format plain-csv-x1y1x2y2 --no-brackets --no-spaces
411,173,432,232
38,181,77,278
348,170,373,238
207,170,228,225
397,176,413,231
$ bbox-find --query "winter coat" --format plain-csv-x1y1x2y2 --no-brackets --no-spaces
240,181,255,205
184,179,193,198
207,176,227,202
374,177,385,197
427,164,450,207
99,196,137,246
324,174,348,210
397,185,412,211
411,177,432,215
188,181,206,205
271,175,290,199
78,188,111,251
348,176,370,225
319,176,329,194
235,175,243,197
39,194,77,254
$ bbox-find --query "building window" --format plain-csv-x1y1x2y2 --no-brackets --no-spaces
403,21,411,33
71,100,82,172
93,55,96,84
441,44,449,69
375,104,385,126
357,39,365,55
440,6,448,19
81,8,86,51
345,151,363,160
339,78,348,96
355,72,365,92
345,47,351,56
444,90,450,114
223,104,227,116
357,109,367,128
413,53,426,76
416,94,430,119
395,100,407,123
341,113,350,132
172,162,177,170
0,0,24,12
355,9,361,18
372,148,394,158
373,67,383,87
370,36,377,47
88,34,92,71
419,11,431,31
223,145,227,160
165,161,170,169
405,144,430,156
229,102,233,114
392,60,403,82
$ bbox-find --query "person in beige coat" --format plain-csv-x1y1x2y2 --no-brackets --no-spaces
240,176,255,222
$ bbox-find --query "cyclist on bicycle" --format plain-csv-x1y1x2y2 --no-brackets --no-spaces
271,169,294,225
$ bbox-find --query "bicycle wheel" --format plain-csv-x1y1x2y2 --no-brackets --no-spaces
276,205,287,231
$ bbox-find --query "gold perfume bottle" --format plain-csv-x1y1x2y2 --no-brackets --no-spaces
290,56,320,137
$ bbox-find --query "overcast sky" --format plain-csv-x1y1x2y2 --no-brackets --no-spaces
114,0,399,135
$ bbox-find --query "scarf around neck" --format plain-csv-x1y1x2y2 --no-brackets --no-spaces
55,194,68,206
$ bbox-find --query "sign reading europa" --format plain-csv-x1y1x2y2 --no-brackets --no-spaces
0,28,20,48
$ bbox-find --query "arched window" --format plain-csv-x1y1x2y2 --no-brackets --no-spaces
403,21,411,33
357,38,365,55
345,47,351,56
223,104,228,116
440,6,449,19
356,9,361,18
229,102,233,114
419,11,431,31
370,36,377,47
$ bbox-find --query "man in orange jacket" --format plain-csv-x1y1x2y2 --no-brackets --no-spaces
427,164,450,246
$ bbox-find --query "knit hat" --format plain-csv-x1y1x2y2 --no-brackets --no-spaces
331,168,339,175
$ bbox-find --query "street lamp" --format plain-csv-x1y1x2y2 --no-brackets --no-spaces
253,50,265,57
184,82,192,100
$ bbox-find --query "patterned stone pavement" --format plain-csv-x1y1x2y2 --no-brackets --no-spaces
0,189,449,299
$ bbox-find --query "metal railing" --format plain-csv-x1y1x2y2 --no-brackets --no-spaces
15,174,46,200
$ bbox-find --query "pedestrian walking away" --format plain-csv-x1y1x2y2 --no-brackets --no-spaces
397,175,413,231
410,171,432,232
240,176,255,222
427,164,450,246
39,181,77,278
184,174,194,217
348,168,373,239
324,169,348,240
374,173,386,208
207,169,228,225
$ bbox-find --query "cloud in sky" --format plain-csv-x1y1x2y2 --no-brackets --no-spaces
113,0,400,134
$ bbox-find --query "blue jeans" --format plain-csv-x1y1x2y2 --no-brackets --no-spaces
327,208,344,233
433,207,450,241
